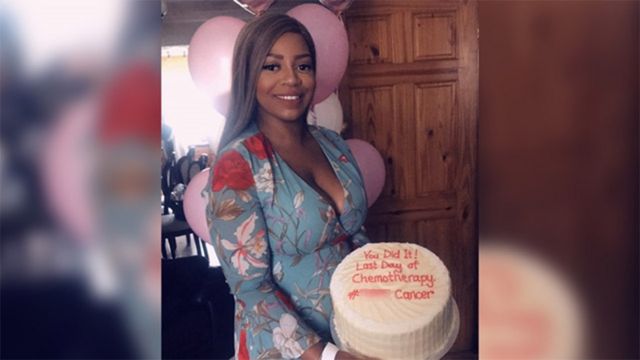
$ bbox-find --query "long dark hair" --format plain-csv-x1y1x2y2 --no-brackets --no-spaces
217,14,316,152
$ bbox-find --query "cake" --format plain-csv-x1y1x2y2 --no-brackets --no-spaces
330,242,458,360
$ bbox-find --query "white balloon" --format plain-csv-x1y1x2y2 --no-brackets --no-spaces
307,92,344,133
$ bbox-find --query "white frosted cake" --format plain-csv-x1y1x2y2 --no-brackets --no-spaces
330,242,458,360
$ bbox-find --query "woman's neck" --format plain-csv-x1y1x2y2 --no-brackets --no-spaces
257,117,309,148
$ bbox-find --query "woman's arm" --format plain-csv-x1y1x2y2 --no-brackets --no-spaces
208,146,321,359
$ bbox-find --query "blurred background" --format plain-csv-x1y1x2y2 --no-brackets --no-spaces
479,1,638,359
0,0,637,359
1,1,161,358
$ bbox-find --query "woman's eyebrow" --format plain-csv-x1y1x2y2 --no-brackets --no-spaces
266,53,312,60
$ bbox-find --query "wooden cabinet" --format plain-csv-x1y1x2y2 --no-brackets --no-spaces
340,0,478,354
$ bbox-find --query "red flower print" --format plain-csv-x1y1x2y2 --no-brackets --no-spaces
243,134,271,160
211,151,255,192
238,327,249,360
339,154,349,163
275,290,296,312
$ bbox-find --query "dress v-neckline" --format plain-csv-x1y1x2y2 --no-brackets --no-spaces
261,126,349,218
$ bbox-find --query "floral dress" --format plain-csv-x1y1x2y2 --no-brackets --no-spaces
207,122,370,359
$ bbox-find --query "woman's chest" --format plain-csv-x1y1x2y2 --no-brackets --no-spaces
261,189,344,256
275,145,345,214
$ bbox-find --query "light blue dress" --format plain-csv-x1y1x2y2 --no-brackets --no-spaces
207,123,370,359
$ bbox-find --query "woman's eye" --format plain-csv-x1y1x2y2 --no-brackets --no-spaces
262,64,279,71
298,64,313,72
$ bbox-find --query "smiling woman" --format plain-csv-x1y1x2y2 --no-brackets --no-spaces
255,32,315,124
207,14,372,360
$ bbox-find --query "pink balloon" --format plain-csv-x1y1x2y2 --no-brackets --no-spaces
212,91,230,117
183,169,212,243
287,4,349,105
188,17,245,105
233,0,275,16
346,139,386,207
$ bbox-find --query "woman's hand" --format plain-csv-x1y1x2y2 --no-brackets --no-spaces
335,350,360,359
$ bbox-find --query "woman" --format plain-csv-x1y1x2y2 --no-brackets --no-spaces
207,14,370,360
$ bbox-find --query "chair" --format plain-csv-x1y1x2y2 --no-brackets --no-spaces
161,149,210,259
162,153,191,259
175,147,209,185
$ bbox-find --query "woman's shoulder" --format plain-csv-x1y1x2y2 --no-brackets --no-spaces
310,125,351,153
217,126,272,164
310,124,346,144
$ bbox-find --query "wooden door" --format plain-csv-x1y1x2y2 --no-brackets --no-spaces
339,0,478,354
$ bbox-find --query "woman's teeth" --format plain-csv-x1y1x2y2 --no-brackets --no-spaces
276,95,300,101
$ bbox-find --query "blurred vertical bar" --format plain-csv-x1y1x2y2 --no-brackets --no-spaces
479,1,639,359
1,1,161,358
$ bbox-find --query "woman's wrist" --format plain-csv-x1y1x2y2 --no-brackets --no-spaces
300,341,325,360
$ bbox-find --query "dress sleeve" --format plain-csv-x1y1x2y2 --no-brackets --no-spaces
207,146,321,359
350,226,371,249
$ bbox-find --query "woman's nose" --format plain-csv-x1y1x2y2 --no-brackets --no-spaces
282,66,301,86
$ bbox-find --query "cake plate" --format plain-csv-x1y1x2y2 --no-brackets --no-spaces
330,298,460,360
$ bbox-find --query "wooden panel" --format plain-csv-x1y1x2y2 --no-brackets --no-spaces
346,71,458,89
349,86,395,146
417,218,457,267
347,14,396,64
367,208,455,225
350,86,398,198
410,11,458,61
454,1,478,352
454,3,478,352
348,60,459,78
370,191,456,215
364,222,387,243
344,0,478,355
415,82,457,194
418,218,473,351
387,221,418,243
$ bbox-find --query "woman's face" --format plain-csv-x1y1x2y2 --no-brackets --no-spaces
255,32,315,125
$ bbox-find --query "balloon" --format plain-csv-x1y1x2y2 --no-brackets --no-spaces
183,169,212,243
212,91,230,117
287,4,349,105
319,0,354,15
188,16,245,105
233,0,275,16
346,139,386,207
307,92,343,133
